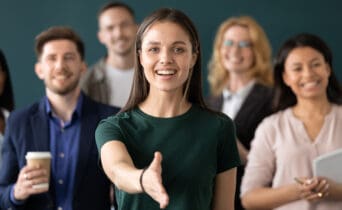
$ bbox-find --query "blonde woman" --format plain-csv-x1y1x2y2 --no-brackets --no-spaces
207,16,273,210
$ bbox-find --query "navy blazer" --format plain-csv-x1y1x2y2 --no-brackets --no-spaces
206,83,273,210
0,94,119,210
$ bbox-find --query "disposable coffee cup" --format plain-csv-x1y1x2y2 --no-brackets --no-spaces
25,151,52,189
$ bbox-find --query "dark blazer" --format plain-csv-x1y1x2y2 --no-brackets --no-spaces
0,94,119,210
206,83,274,210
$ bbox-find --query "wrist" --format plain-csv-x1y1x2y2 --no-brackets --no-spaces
139,167,148,193
10,185,26,205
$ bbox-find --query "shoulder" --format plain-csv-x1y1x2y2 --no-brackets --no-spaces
8,101,42,124
82,94,120,115
205,94,223,111
331,104,342,118
193,105,234,129
81,58,106,83
256,108,291,132
88,58,106,71
251,83,273,98
333,104,342,112
96,110,132,133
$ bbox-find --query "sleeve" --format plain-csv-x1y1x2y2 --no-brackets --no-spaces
79,64,96,95
95,116,124,153
217,116,241,173
240,117,276,197
0,114,25,209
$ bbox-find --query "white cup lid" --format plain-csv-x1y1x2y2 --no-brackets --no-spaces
26,152,52,159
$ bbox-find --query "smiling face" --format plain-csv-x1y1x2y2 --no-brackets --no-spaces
139,21,197,95
283,47,331,101
98,7,137,56
35,39,86,96
220,25,254,75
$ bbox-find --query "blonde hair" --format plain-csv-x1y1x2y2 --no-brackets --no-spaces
208,16,273,96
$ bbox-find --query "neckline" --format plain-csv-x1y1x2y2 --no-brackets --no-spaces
288,104,335,144
135,104,195,122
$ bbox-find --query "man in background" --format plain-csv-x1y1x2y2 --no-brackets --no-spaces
81,1,137,108
0,26,119,210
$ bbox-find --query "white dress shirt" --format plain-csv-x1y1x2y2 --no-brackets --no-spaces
222,80,255,119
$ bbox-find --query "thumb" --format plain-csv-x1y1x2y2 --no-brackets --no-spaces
149,151,163,170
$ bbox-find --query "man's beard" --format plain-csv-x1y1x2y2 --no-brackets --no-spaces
110,38,133,56
45,77,80,95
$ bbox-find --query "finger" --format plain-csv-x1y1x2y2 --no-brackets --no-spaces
30,177,49,186
149,152,163,171
315,179,327,192
22,165,42,173
147,181,168,207
160,190,169,208
156,188,169,209
27,169,47,180
300,190,311,199
26,184,49,195
306,192,319,201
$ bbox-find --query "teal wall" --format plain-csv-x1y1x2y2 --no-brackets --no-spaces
1,0,341,108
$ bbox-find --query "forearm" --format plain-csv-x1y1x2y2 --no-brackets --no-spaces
329,182,342,200
107,161,144,194
241,184,299,209
100,141,144,194
212,168,236,210
236,140,248,165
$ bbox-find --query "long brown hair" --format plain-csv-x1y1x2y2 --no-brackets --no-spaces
121,8,208,112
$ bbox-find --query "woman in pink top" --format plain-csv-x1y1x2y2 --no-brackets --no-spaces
241,33,342,210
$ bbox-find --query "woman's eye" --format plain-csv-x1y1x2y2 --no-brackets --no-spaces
174,48,184,53
292,67,301,72
148,48,159,53
312,62,321,68
65,55,75,61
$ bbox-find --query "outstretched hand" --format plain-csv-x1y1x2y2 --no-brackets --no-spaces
141,151,169,209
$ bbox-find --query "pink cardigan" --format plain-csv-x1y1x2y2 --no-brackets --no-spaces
241,104,342,210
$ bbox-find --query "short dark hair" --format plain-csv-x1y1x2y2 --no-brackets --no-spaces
97,1,135,20
35,26,85,60
0,49,15,111
273,33,342,111
121,8,207,112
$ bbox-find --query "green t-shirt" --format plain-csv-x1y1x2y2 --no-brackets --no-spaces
96,104,240,210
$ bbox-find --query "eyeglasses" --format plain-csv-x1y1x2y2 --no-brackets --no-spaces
223,40,252,48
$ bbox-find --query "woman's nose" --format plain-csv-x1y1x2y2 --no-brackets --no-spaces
159,50,173,64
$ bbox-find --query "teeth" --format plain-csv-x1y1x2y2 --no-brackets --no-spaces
302,81,319,88
156,70,176,75
229,57,242,64
55,75,69,80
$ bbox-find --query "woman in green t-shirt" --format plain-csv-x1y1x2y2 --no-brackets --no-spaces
96,8,240,210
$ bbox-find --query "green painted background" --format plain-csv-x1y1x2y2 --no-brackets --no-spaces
1,0,341,108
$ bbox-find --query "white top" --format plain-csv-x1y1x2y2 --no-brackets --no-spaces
0,108,10,168
2,108,9,120
105,65,134,108
221,80,255,119
241,104,342,210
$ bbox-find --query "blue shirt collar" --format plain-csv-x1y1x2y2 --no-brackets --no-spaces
44,93,83,119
